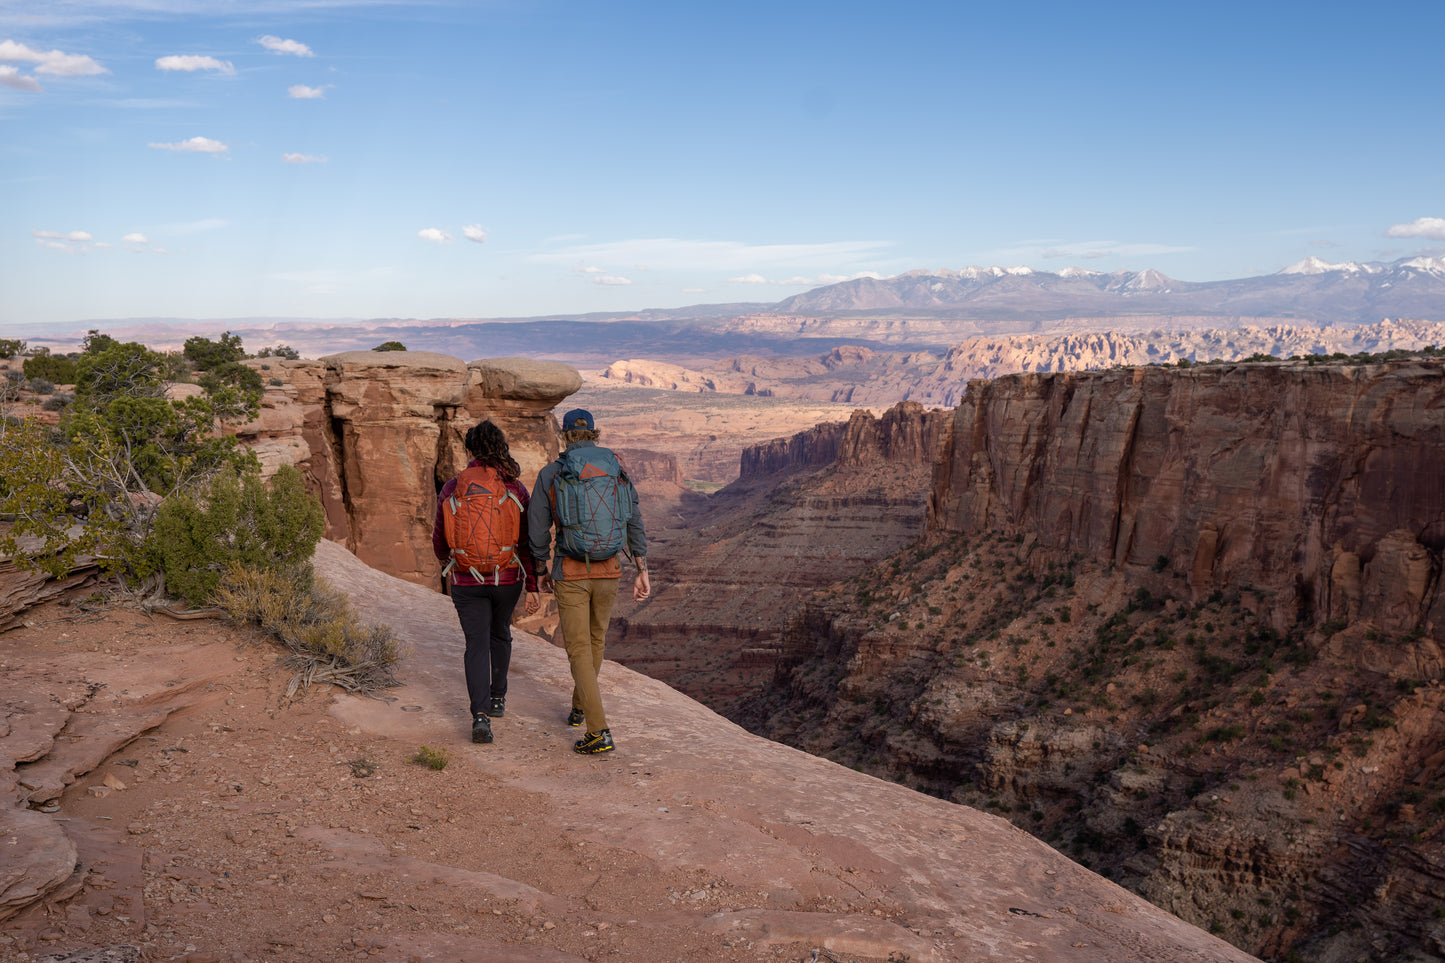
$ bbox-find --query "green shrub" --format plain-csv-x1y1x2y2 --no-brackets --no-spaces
22,353,78,385
0,339,25,359
183,332,246,371
373,341,407,352
151,465,324,605
214,563,402,694
198,361,264,400
1,332,261,593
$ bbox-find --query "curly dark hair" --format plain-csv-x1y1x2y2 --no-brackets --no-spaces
463,420,521,480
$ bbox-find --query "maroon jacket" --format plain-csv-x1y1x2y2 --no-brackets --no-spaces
432,461,539,591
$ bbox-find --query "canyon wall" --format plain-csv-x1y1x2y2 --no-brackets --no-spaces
739,421,846,476
738,401,946,477
607,402,948,711
930,359,1445,644
742,357,1445,961
232,352,581,587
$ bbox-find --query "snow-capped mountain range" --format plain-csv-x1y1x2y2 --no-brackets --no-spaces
771,255,1445,323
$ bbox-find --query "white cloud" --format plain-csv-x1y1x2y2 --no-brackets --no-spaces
418,228,453,244
33,228,93,253
36,51,106,76
531,238,893,271
149,136,228,153
0,65,42,91
282,152,327,164
593,275,632,286
681,286,707,294
122,233,148,243
287,84,324,99
0,40,106,77
573,265,605,274
462,225,487,243
728,273,769,285
257,35,314,57
156,54,235,75
1386,217,1445,241
33,228,92,241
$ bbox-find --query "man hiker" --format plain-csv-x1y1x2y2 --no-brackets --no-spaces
529,408,650,754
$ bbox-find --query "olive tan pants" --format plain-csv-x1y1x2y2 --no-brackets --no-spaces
554,576,619,734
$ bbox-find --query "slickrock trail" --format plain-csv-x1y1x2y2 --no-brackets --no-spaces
3,538,1258,963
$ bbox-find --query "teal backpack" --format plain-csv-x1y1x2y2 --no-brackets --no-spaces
548,446,631,563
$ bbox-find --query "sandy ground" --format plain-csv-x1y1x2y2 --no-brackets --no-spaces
3,592,813,963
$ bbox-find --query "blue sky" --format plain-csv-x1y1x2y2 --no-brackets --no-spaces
3,0,1443,328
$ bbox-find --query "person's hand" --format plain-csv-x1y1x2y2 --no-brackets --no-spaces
537,574,554,594
633,570,651,602
524,591,540,615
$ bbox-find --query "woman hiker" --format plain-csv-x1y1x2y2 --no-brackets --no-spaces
433,420,541,743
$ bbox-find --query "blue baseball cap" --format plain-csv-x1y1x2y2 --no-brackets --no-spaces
561,408,595,430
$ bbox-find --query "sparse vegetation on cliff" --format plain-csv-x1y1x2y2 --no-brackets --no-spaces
1,332,397,695
212,563,402,696
750,523,1443,962
151,465,325,606
1,334,262,589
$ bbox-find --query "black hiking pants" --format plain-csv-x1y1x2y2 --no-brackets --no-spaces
450,581,523,718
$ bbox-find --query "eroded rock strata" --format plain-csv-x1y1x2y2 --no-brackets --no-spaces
232,352,581,587
744,358,1445,962
608,402,948,713
600,319,1445,408
928,359,1445,636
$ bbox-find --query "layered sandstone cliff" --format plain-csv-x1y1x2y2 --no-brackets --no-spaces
929,359,1445,642
231,352,581,587
743,357,1445,961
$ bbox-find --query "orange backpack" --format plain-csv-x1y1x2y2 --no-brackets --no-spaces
442,465,524,583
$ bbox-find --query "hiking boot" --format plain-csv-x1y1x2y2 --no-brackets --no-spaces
566,707,585,727
489,697,505,718
573,729,614,754
471,714,493,744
